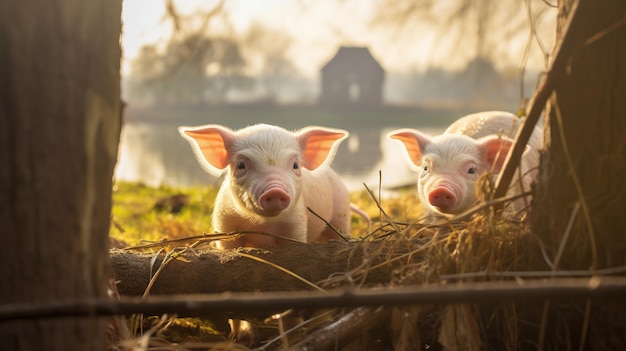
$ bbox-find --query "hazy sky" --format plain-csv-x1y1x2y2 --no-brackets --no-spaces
121,0,555,78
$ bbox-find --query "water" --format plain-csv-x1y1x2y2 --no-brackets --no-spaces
114,121,445,192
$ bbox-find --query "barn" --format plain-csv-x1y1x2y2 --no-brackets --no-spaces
319,46,385,106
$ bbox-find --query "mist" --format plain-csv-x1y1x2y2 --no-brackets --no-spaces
117,0,556,189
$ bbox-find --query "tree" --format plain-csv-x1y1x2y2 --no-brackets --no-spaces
0,0,122,349
127,1,253,106
532,0,626,270
371,0,555,110
242,22,298,102
372,0,553,69
130,35,250,105
514,0,626,347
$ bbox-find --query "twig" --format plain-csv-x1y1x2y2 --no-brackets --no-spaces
285,306,389,351
551,93,597,268
129,240,209,333
110,218,126,234
579,300,592,351
236,252,325,292
257,309,337,350
307,207,349,242
127,236,199,251
439,265,626,281
493,0,582,201
362,183,401,234
519,0,552,107
364,234,464,273
552,202,580,270
538,300,550,350
143,240,206,298
530,232,557,270
125,231,304,251
450,192,532,223
583,13,626,47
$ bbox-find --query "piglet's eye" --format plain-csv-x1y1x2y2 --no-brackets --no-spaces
236,161,245,170
468,167,476,174
422,165,429,172
293,161,299,170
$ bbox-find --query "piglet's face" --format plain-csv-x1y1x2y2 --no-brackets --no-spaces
226,129,304,217
416,135,484,215
179,123,348,218
389,130,513,217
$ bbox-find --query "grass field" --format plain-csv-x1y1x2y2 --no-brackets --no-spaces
110,181,424,247
110,182,217,247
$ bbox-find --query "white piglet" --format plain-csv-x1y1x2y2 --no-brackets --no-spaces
179,123,352,248
388,111,543,218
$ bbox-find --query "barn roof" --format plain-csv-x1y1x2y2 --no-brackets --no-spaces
322,46,384,74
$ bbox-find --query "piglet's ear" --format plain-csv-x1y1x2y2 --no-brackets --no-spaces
388,129,431,171
297,127,348,170
477,135,514,173
178,125,235,176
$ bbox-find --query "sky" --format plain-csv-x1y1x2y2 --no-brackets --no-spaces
122,0,556,80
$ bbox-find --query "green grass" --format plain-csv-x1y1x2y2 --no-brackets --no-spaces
110,182,218,246
110,182,424,247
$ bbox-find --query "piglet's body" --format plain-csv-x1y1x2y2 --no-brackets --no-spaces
389,111,543,218
179,123,351,249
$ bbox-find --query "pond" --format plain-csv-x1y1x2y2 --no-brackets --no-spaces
114,121,446,192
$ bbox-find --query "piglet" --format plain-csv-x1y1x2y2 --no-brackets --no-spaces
388,111,543,218
179,123,352,248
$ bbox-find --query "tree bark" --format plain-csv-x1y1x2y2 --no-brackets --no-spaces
532,0,626,270
0,1,122,350
528,0,626,348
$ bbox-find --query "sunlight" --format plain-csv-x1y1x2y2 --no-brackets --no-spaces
121,0,555,82
122,0,442,79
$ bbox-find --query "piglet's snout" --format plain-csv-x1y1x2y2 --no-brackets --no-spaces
428,187,457,212
259,188,291,213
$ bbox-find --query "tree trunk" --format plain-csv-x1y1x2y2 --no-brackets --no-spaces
0,1,122,350
529,0,626,348
532,0,626,269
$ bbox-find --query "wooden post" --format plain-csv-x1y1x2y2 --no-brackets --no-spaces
0,0,122,349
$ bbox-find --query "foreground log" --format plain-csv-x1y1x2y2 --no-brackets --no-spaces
109,233,626,349
111,240,421,296
111,240,414,348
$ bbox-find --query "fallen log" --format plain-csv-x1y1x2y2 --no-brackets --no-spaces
110,239,424,297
